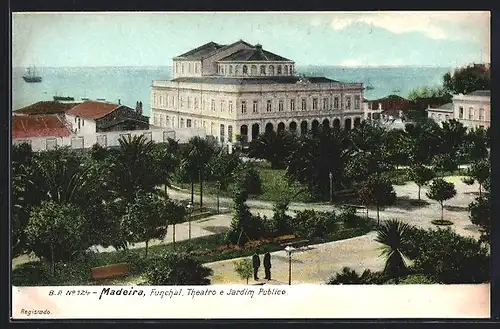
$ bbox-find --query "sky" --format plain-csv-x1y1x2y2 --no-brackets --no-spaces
12,11,490,68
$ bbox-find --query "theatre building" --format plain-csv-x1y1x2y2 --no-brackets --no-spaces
151,40,364,143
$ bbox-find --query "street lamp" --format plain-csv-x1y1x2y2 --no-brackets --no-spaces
187,202,193,243
329,172,333,203
285,245,296,285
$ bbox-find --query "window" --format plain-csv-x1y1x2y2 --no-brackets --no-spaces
228,125,233,142
284,65,288,75
459,106,464,119
71,136,84,149
220,124,225,143
221,100,225,112
175,63,179,74
186,119,192,128
301,98,307,111
438,114,442,120
166,116,170,127
334,97,339,109
229,101,233,113
211,99,215,111
187,97,191,109
269,65,274,76
445,114,450,120
229,66,233,75
241,101,247,114
345,96,352,110
243,65,248,75
312,98,318,110
180,97,183,108
323,98,328,110
430,113,435,118
235,65,240,76
194,98,198,109
277,66,282,75
181,64,184,74
46,138,57,150
479,108,485,121
159,115,164,127
251,65,257,75
267,100,272,112
97,134,107,147
203,121,206,128
154,114,159,125
354,95,361,109
195,63,199,73
290,99,295,111
253,100,259,113
180,118,184,128
78,118,81,130
189,63,193,73
279,100,284,112
74,117,77,123
469,106,474,120
260,65,266,75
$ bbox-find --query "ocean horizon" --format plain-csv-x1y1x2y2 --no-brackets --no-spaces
12,65,453,117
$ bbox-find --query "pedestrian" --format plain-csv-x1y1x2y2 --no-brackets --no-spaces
252,252,261,281
264,251,272,280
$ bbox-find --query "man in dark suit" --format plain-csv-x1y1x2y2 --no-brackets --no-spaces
264,252,272,280
252,252,261,280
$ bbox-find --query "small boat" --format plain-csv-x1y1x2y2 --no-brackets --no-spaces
81,97,89,101
23,66,42,83
96,98,106,101
53,95,75,101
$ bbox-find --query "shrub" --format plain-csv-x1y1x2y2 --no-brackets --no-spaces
291,210,337,240
144,252,213,285
327,267,387,285
338,206,359,228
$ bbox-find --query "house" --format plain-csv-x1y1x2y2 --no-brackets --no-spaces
65,101,150,135
151,40,365,143
364,95,413,120
453,90,490,130
13,101,80,116
12,114,73,149
427,103,454,126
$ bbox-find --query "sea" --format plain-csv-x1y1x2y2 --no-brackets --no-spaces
12,66,451,117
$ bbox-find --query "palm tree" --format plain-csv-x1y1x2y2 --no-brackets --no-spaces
113,134,157,203
184,137,215,208
375,219,414,284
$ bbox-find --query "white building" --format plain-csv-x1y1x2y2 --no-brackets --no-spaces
453,90,490,130
427,103,454,126
151,40,365,143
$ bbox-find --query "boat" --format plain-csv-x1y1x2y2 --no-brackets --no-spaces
53,95,75,101
81,97,90,101
96,98,106,101
22,66,42,83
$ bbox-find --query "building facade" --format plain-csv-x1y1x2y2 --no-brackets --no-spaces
151,40,364,143
452,90,490,130
427,103,454,126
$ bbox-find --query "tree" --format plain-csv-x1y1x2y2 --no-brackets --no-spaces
233,162,263,195
443,63,490,95
461,127,488,162
375,220,414,283
152,139,180,199
164,199,187,250
184,136,215,208
209,148,241,212
431,153,458,178
121,192,169,257
25,201,91,273
112,135,157,203
407,164,435,200
357,175,397,226
439,119,467,156
426,179,457,221
468,194,490,244
233,258,253,284
145,252,213,285
402,119,442,165
462,159,490,197
408,86,449,100
248,130,297,169
272,196,292,235
327,267,382,285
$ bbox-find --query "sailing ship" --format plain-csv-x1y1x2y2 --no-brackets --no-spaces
53,95,75,101
22,66,42,83
364,79,374,90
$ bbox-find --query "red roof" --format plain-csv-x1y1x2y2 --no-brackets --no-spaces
14,101,80,115
12,114,72,139
66,101,120,120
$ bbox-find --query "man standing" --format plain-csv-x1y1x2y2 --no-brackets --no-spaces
252,252,261,281
264,251,272,280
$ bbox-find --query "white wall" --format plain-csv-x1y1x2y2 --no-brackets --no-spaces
65,114,97,135
12,127,207,152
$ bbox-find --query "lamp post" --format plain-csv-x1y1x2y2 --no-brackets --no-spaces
187,202,193,244
329,172,333,203
285,245,295,285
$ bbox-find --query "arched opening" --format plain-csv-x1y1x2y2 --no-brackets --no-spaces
242,65,248,75
354,117,361,127
260,65,266,76
234,65,240,76
277,65,282,75
322,119,330,128
277,122,285,133
240,125,248,143
228,125,233,142
289,121,297,133
345,118,352,131
284,65,289,75
300,120,308,135
265,122,274,133
311,119,319,133
333,118,340,130
269,65,275,76
251,123,260,140
229,65,233,75
251,65,258,76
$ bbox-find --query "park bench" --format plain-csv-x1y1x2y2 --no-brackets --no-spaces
279,238,310,249
90,263,130,280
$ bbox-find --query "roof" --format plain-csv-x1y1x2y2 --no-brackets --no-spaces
12,114,72,139
438,103,454,111
466,90,490,97
369,94,410,102
66,101,120,120
14,101,80,115
175,41,225,60
218,44,291,62
170,76,338,85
